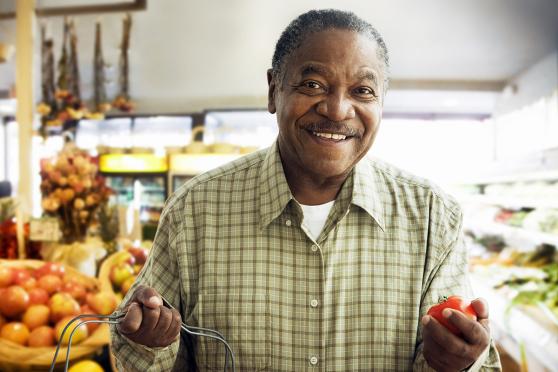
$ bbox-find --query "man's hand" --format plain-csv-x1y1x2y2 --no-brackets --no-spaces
421,298,491,372
116,285,182,348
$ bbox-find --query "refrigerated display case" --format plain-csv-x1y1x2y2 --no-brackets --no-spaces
204,110,278,150
76,115,193,154
168,153,240,194
166,110,278,194
455,154,558,372
99,153,168,239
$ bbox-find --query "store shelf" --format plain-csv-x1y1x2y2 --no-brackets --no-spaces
470,273,558,371
460,194,558,210
464,171,558,185
468,222,558,249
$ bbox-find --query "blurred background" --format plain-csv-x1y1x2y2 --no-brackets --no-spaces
0,0,557,371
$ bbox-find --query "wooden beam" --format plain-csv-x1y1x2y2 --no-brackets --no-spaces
0,0,146,20
16,0,35,216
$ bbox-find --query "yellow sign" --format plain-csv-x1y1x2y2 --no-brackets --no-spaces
100,154,168,173
169,153,240,174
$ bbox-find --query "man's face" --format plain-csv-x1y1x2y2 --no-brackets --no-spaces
268,29,385,180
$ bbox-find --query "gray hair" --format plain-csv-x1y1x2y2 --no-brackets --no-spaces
271,9,390,87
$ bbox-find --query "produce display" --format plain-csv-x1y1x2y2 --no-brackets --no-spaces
0,260,117,348
0,198,42,259
492,208,558,234
493,262,558,320
462,180,558,370
469,233,558,322
99,244,149,302
40,143,112,244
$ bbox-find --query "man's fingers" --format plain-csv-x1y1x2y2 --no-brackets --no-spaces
115,285,182,348
422,322,454,366
164,309,182,342
117,302,142,335
423,315,469,356
471,298,489,319
444,309,489,346
132,285,163,309
135,305,161,336
155,307,174,335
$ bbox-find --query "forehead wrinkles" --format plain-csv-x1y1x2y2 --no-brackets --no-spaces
282,30,383,84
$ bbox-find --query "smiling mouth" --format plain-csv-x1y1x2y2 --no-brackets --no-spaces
311,131,351,141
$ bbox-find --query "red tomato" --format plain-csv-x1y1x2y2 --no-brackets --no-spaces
427,296,477,336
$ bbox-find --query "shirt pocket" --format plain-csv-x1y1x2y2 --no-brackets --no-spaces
196,292,271,371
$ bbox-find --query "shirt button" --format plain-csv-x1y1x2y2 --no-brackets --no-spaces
310,299,319,308
311,245,318,252
285,219,292,226
310,356,318,365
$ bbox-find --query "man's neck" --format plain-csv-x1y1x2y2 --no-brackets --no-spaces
281,158,350,206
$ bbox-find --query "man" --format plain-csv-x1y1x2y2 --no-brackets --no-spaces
111,9,501,371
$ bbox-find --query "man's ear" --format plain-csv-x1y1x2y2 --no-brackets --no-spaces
267,69,276,114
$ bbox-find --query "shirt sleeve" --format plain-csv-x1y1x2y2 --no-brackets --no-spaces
109,206,188,372
412,195,502,371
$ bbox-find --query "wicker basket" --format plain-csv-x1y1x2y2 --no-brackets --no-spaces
0,259,110,371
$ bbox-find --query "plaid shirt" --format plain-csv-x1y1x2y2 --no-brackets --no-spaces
111,142,501,371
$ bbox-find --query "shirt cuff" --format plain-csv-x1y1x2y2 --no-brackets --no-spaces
463,343,490,372
120,332,174,353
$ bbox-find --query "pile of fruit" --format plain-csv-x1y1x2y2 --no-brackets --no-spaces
0,261,117,348
103,245,148,301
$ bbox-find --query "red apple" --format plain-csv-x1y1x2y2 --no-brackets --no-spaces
0,286,30,317
0,266,13,287
28,325,55,347
55,316,88,345
110,263,134,287
114,251,136,266
28,288,50,305
49,293,80,323
19,277,37,291
22,304,50,330
0,322,30,346
86,292,117,316
34,262,66,278
128,247,149,265
38,274,63,295
61,281,87,304
12,268,32,285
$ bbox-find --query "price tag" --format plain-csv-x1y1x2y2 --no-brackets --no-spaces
30,217,61,242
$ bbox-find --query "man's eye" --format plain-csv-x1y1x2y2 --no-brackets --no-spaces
303,81,322,89
354,87,376,97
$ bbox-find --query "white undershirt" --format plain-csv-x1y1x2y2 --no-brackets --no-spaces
299,200,335,241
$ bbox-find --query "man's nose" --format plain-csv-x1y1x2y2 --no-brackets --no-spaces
315,92,356,122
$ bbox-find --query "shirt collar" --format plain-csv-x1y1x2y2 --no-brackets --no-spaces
351,157,386,231
258,142,294,229
258,143,385,231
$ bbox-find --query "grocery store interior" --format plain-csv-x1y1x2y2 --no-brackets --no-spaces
0,0,557,371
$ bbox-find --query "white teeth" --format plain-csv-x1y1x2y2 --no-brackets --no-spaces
313,132,347,140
